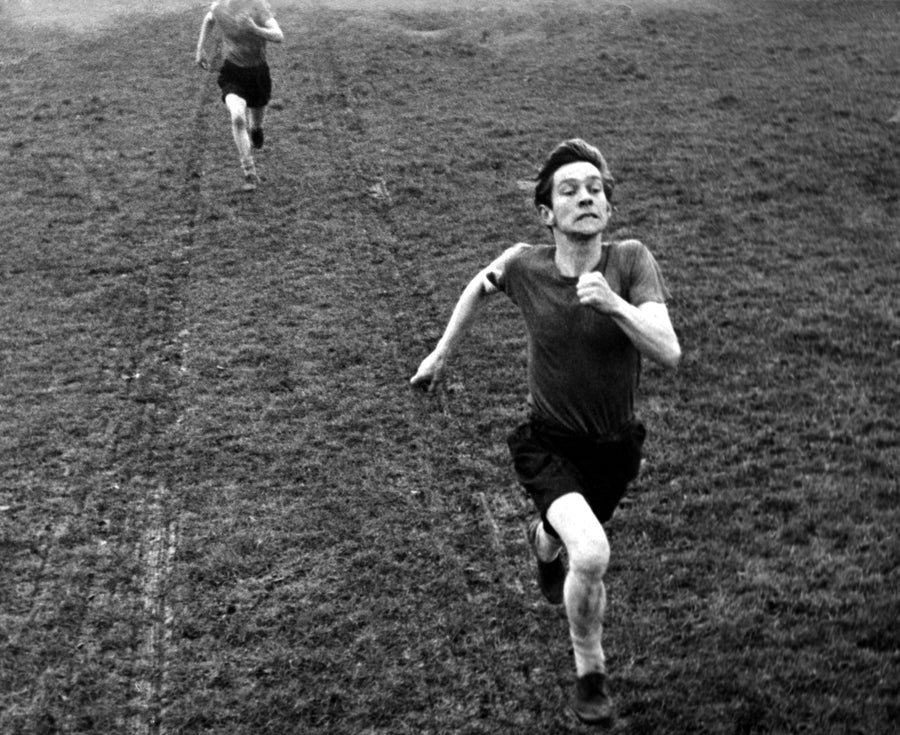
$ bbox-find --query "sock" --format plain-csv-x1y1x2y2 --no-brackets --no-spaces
571,627,606,676
567,576,607,676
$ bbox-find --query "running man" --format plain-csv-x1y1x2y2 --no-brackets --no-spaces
195,0,284,192
410,139,681,725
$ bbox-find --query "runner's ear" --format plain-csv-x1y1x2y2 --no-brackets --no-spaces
538,204,555,227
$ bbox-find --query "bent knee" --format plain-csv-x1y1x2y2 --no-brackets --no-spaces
568,537,610,581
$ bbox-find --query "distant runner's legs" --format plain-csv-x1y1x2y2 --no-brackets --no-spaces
224,93,258,189
248,106,266,149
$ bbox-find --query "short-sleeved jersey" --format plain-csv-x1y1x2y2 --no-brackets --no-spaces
211,0,274,67
490,240,670,436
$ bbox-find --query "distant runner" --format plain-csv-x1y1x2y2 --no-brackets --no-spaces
411,139,681,725
195,0,283,192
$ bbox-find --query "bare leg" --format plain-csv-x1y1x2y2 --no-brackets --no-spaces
224,94,259,189
224,93,252,166
545,492,614,723
545,492,610,676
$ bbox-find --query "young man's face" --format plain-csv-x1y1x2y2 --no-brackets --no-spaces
541,161,611,239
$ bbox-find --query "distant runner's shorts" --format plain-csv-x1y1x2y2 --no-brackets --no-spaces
218,60,272,108
507,416,646,536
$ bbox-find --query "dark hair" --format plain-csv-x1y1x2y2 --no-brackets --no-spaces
534,138,615,209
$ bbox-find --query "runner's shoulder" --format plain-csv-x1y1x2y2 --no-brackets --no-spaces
496,241,541,267
610,238,645,251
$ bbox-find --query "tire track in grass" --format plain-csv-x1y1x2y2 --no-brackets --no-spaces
124,51,219,735
0,20,216,729
108,275,186,735
130,484,177,735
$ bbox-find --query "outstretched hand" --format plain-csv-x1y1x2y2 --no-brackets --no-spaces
410,350,447,393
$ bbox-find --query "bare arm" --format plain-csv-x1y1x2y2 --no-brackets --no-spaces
243,15,284,43
195,11,215,69
409,269,499,391
577,273,682,368
410,245,531,391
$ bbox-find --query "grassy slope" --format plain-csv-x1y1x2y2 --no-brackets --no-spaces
0,0,897,733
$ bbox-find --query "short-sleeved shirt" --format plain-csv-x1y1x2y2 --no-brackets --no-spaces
211,0,274,67
490,240,670,437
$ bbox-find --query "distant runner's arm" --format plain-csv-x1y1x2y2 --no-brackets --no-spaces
244,15,284,43
195,12,215,68
410,263,507,392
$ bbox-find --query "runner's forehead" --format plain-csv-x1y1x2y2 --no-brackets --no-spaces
553,161,604,187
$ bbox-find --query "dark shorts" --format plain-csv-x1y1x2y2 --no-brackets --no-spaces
217,60,272,108
507,417,646,535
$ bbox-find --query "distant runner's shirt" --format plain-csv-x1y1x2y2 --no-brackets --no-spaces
212,0,274,67
488,240,670,437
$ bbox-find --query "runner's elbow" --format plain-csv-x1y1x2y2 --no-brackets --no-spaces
646,337,681,369
267,23,284,42
661,342,682,369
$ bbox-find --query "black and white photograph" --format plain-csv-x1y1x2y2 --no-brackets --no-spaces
1,0,897,732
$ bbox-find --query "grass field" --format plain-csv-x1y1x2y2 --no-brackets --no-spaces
1,0,898,732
